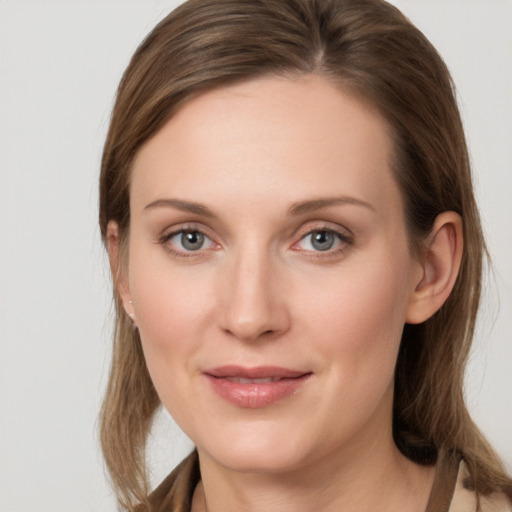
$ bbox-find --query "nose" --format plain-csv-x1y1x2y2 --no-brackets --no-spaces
218,245,290,342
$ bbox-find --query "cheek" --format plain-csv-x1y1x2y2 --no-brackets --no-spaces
127,246,216,387
297,251,413,382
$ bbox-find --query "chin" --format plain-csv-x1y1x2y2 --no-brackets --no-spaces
195,422,320,475
207,446,307,475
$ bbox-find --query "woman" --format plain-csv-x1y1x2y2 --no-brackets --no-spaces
98,0,512,511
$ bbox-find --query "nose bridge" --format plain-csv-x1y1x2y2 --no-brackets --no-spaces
219,238,287,341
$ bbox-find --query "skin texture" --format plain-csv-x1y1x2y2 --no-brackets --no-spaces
108,75,462,512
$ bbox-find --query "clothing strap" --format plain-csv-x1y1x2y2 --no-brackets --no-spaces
425,449,460,512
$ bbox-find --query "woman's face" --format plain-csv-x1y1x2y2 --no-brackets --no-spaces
121,75,424,473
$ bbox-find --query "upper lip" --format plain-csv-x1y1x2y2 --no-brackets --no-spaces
204,365,310,380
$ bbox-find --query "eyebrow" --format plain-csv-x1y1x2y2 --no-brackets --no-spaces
144,198,217,218
287,196,376,216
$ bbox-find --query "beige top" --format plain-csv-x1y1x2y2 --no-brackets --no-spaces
140,450,512,512
449,461,511,512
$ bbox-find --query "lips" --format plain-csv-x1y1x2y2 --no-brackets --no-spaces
203,365,312,408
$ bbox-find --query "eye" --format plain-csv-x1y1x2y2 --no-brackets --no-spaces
162,229,218,254
295,228,350,253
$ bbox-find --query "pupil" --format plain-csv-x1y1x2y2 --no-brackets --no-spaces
182,231,204,251
312,231,334,251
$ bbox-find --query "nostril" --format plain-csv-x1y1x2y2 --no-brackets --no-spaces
222,325,279,342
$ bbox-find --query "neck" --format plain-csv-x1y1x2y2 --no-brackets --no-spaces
192,430,435,512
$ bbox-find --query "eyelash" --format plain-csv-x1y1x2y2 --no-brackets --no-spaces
158,224,353,259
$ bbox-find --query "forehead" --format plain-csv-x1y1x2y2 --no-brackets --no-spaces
130,75,400,217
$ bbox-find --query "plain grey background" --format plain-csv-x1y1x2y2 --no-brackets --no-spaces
0,1,510,510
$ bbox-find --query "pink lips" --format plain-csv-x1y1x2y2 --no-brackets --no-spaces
203,365,312,408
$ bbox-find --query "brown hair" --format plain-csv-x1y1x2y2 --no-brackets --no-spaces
99,0,512,509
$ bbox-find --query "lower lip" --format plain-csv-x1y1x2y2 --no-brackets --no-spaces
204,374,311,408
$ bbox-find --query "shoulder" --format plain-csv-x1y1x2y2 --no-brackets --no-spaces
449,461,512,512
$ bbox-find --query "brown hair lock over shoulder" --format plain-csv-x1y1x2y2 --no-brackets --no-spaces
99,0,512,509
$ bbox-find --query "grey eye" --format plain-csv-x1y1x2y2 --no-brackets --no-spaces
163,228,217,255
180,231,205,251
309,230,336,251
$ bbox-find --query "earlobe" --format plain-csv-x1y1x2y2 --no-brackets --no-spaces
106,221,136,322
405,211,463,324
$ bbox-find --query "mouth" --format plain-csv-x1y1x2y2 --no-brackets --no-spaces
203,365,312,408
224,376,284,384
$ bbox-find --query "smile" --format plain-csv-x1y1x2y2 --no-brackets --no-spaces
203,366,312,408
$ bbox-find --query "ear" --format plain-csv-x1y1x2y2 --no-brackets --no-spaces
405,211,463,324
106,221,136,322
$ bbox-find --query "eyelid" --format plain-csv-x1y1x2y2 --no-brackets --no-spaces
292,221,353,242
